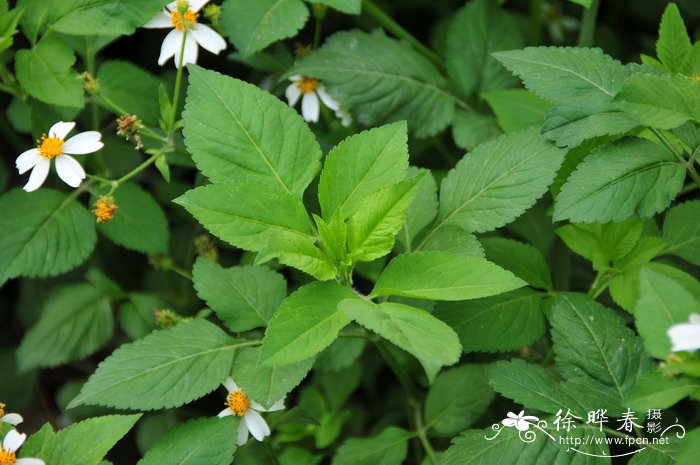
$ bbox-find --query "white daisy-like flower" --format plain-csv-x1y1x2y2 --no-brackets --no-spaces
502,410,539,431
0,429,45,465
144,0,226,68
285,75,341,123
217,377,284,446
0,403,23,427
15,121,103,192
335,107,353,127
668,313,700,352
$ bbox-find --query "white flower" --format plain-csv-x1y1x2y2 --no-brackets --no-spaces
502,410,539,431
0,403,23,426
668,313,700,352
334,107,353,127
144,0,226,68
15,121,103,192
217,377,284,446
285,75,341,123
0,429,45,465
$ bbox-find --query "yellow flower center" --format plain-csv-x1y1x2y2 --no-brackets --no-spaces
0,402,5,418
226,390,250,416
172,9,198,31
37,134,64,159
0,448,16,465
296,77,320,94
92,197,117,223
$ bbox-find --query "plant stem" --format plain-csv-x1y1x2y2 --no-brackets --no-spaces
414,403,439,465
170,264,193,281
529,0,543,45
263,439,281,465
374,339,419,401
587,271,609,299
169,31,188,137
109,151,164,191
577,0,600,47
313,12,323,49
362,0,444,71
651,127,700,190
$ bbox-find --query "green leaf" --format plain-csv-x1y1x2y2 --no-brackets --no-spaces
306,0,361,14
417,225,484,257
221,0,309,57
49,0,167,36
656,3,692,73
635,269,699,358
17,283,112,370
175,181,313,253
261,282,357,366
481,238,553,291
338,299,461,382
450,108,501,151
445,0,522,98
118,293,165,340
370,251,525,301
183,65,321,196
138,417,239,465
616,74,700,130
96,182,169,254
318,122,408,219
69,319,244,410
347,174,425,262
663,200,700,265
232,347,313,409
291,30,455,138
624,368,700,411
21,415,141,465
96,61,161,123
433,289,545,353
424,365,494,436
556,220,643,271
332,427,412,465
554,138,685,223
193,258,286,331
396,168,437,252
255,233,337,280
482,89,553,133
15,36,85,108
0,188,96,286
426,128,565,237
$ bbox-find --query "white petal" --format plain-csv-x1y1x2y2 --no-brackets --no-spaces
301,92,320,123
16,148,41,174
15,459,46,465
223,377,238,392
3,429,26,452
48,121,75,140
166,0,178,9
317,86,339,111
515,420,530,431
55,155,86,188
176,34,198,68
1,413,24,426
288,74,301,82
285,83,302,107
668,323,700,352
237,418,250,446
23,157,50,192
249,400,265,412
63,131,103,155
217,408,233,418
143,11,173,28
192,24,226,54
190,0,212,12
502,418,517,427
689,313,700,325
243,410,271,442
266,398,285,412
159,29,182,66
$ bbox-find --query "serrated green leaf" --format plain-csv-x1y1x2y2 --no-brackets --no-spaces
332,427,412,465
291,30,455,138
138,417,239,465
261,282,357,366
370,251,525,301
554,138,685,223
118,293,165,340
417,225,484,257
482,89,553,133
69,319,246,410
183,65,321,196
221,0,309,57
338,299,461,381
96,60,161,123
624,368,700,411
396,168,437,253
232,347,312,409
656,3,692,73
306,0,361,14
255,233,337,280
17,283,112,370
0,188,96,286
15,36,85,108
481,238,553,291
434,289,545,353
663,200,700,265
49,0,167,36
556,220,644,271
450,108,501,151
175,181,312,252
318,122,408,220
424,364,494,436
193,258,286,331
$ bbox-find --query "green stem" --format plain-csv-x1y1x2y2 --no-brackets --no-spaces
414,403,439,465
651,127,700,190
362,0,444,71
313,13,322,49
170,264,193,281
0,82,20,97
108,151,164,193
587,271,609,299
263,439,281,465
169,31,188,137
374,339,419,401
681,183,698,195
689,144,700,165
577,0,600,47
529,0,543,45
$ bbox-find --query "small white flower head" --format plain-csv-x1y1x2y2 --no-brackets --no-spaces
285,75,342,123
144,0,226,68
502,410,539,431
15,121,103,192
334,107,353,127
0,429,45,465
217,377,284,446
0,403,23,427
668,313,700,352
